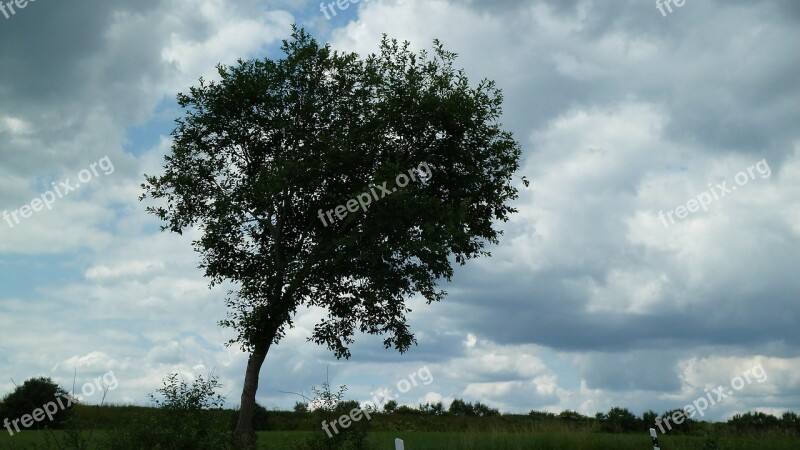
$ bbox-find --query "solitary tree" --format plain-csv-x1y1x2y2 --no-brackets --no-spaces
142,26,523,446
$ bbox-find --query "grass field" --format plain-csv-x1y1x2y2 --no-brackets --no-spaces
0,405,795,449
2,429,798,449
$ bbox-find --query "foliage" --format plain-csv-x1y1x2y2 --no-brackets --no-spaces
728,411,781,432
382,400,398,413
141,24,522,443
659,408,693,434
598,407,640,433
0,377,74,430
448,399,499,417
528,410,557,419
142,24,522,358
472,402,500,417
394,405,417,415
101,372,233,450
641,410,658,429
781,411,800,432
294,401,310,413
294,379,371,450
419,401,445,416
448,399,474,416
558,410,589,421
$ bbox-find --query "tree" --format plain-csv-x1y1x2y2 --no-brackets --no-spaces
448,398,475,416
0,377,74,431
141,26,522,447
473,401,500,417
642,409,658,429
728,411,781,432
781,411,800,432
395,404,418,415
529,410,557,419
558,410,587,421
600,406,640,432
660,408,693,433
293,401,309,413
419,401,445,415
383,400,398,413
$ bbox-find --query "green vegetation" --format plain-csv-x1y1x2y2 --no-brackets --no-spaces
0,378,75,433
1,417,799,449
1,375,797,449
99,373,232,450
141,24,524,445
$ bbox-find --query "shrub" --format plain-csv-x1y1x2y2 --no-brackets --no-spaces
642,410,658,429
418,401,445,416
600,406,640,433
293,379,371,450
781,411,800,433
728,411,781,433
394,405,418,415
382,400,398,413
473,402,499,417
558,410,587,421
448,399,475,416
528,410,557,419
447,399,499,417
658,408,694,434
294,401,309,413
0,377,75,431
102,372,234,450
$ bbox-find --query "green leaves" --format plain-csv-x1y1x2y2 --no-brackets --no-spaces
141,25,522,359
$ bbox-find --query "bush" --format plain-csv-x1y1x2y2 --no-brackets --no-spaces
0,377,75,431
102,372,234,450
382,400,398,413
728,411,781,433
294,401,309,413
293,379,371,450
781,411,800,433
473,402,500,417
448,399,474,416
642,410,658,429
394,405,418,415
599,406,640,433
558,410,588,421
528,410,556,419
658,408,694,434
419,401,445,416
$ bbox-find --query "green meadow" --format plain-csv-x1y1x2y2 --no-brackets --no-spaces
0,404,797,449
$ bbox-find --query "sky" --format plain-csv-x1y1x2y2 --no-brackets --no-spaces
1,0,798,422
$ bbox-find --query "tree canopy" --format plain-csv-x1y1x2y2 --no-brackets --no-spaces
141,25,522,445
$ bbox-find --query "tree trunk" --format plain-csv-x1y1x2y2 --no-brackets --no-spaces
231,347,269,448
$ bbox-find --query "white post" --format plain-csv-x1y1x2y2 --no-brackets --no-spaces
649,427,660,450
395,438,405,450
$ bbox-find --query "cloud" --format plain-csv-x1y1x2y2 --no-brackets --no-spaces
0,0,797,420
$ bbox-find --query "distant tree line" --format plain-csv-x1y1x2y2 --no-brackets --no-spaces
2,374,798,447
581,406,800,434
